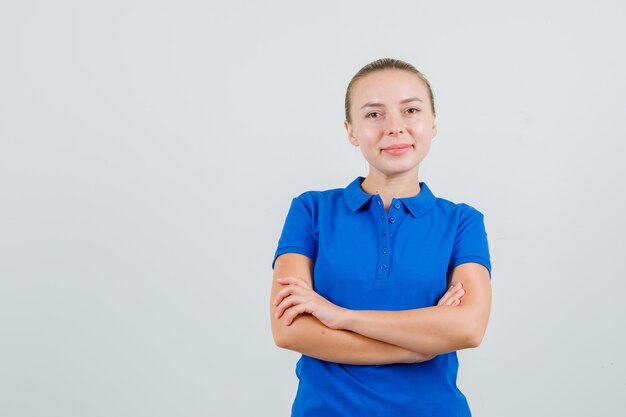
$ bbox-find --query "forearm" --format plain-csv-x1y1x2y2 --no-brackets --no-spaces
272,314,431,365
271,253,431,365
344,305,485,355
342,263,492,355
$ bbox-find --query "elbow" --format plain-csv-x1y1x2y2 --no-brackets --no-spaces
271,307,291,349
466,331,484,349
455,306,489,349
273,331,290,349
272,323,294,350
463,322,487,349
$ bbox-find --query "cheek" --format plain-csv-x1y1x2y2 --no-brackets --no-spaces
355,125,381,143
409,123,435,139
356,141,380,161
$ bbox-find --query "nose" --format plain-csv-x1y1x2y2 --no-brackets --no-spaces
384,112,404,136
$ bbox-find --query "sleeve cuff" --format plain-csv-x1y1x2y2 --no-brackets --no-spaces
448,256,492,279
272,246,317,269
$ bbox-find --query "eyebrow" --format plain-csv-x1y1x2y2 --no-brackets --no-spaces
360,97,424,110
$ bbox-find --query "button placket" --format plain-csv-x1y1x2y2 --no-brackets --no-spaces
383,199,404,277
374,195,390,282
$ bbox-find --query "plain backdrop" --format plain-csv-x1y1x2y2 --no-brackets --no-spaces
1,1,625,416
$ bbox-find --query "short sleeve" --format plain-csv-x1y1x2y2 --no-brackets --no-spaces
272,194,318,269
447,206,492,278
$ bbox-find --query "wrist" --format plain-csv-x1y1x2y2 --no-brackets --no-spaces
339,307,358,331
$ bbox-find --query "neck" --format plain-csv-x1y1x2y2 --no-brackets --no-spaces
360,168,421,208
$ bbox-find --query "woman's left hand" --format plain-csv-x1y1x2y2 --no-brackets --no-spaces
273,276,348,329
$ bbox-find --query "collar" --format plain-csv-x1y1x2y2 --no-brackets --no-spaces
343,176,437,218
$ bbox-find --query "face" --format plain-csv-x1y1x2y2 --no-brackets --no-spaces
344,70,437,179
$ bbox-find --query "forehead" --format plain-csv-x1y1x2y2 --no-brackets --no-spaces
351,70,429,104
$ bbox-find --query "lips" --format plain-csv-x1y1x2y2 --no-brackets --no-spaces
382,144,412,155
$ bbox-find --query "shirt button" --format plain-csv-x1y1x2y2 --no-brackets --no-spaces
389,217,395,223
382,247,388,254
389,232,393,237
380,264,387,270
394,203,401,209
380,215,385,221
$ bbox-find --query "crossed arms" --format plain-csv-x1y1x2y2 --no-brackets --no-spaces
270,253,492,365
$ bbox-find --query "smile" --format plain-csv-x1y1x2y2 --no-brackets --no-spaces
382,144,413,156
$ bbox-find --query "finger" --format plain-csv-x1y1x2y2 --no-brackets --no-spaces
438,282,464,306
450,288,465,302
443,288,465,306
276,276,311,290
437,289,450,306
274,283,312,305
440,295,453,306
443,283,461,303
282,304,308,326
273,286,292,307
437,284,459,306
275,294,306,319
273,285,298,306
274,283,312,307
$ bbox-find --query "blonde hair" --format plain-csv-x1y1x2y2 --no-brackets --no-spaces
344,58,436,122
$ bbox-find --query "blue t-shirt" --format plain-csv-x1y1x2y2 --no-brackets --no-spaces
273,176,492,417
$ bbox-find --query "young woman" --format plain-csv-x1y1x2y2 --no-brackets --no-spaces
270,58,492,417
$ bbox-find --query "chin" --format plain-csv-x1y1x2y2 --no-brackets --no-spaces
377,166,420,178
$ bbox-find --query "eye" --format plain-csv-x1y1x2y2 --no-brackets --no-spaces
406,107,421,114
366,111,382,119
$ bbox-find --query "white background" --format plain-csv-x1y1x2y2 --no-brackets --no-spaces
1,1,625,416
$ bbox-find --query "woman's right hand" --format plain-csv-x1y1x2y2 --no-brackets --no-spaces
437,282,465,307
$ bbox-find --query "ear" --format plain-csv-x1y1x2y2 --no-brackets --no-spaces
431,117,438,139
344,120,359,147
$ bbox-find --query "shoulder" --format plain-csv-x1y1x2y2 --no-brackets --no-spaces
430,195,488,249
291,186,345,212
432,193,486,224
